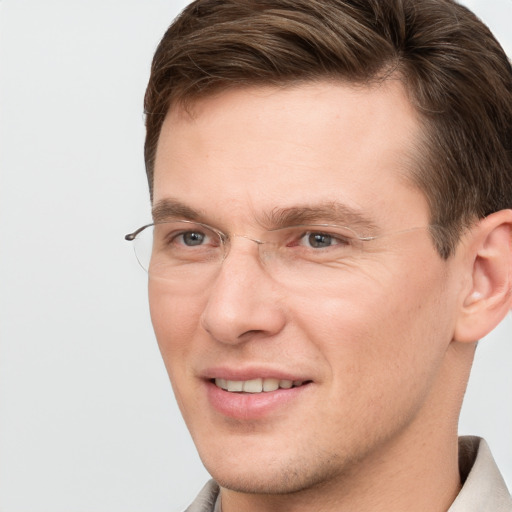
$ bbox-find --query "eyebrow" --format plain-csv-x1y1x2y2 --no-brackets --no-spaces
152,198,203,222
152,198,378,234
263,202,378,234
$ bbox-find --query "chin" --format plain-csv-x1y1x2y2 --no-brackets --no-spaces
200,446,345,496
210,467,316,495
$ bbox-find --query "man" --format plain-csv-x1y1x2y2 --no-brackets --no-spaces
126,0,512,510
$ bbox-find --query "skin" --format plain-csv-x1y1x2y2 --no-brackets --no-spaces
149,81,483,512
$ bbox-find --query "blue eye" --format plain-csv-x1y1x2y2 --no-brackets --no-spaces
181,231,206,246
308,233,333,248
302,232,350,249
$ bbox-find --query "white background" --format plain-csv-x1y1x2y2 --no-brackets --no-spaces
0,1,510,510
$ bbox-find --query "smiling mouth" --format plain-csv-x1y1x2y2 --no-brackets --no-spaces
213,378,310,393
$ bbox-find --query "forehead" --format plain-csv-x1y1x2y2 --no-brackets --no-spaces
153,81,428,229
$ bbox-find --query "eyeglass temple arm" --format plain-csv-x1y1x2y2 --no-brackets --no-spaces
125,223,153,241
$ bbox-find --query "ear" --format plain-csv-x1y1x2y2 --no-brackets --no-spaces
454,209,512,343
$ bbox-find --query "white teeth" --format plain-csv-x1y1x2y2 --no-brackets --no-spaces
243,378,263,393
214,378,305,393
279,379,293,389
226,380,243,392
262,378,280,392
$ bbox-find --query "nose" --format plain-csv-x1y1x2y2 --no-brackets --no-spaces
200,238,286,345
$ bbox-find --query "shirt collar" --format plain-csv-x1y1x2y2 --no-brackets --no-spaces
448,436,512,512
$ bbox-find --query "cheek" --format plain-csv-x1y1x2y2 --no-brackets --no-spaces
149,280,211,423
294,259,453,395
290,267,455,448
148,279,203,371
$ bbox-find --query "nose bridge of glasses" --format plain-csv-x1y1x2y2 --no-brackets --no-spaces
220,232,268,263
232,233,265,245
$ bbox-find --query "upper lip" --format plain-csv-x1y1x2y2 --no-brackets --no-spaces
200,365,311,382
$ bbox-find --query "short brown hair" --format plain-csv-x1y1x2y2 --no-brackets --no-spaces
144,0,512,258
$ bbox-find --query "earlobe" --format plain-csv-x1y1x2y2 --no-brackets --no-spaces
454,209,512,343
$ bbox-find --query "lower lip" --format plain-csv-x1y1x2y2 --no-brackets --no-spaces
206,380,310,420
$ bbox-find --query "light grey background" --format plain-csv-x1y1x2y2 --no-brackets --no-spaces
0,1,510,511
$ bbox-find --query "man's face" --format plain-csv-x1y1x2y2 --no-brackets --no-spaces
150,82,464,494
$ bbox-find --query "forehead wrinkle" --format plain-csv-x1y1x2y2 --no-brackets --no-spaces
262,202,379,234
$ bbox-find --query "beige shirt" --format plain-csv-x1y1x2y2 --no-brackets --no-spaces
184,437,512,512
